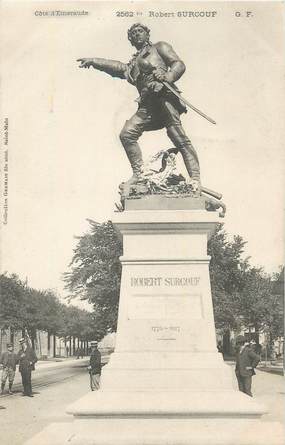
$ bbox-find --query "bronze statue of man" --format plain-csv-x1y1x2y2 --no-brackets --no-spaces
78,23,200,191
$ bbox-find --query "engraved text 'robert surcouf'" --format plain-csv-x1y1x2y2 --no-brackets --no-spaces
130,277,200,287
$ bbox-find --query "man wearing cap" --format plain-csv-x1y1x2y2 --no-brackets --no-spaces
88,341,101,390
235,335,260,397
0,343,18,395
17,338,38,397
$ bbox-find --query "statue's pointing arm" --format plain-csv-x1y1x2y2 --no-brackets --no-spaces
77,57,128,79
154,42,186,83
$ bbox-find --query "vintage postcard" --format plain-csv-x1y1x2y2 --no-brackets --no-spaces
0,1,284,444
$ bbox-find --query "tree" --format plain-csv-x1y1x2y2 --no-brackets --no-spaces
0,273,27,332
236,267,284,341
59,306,100,342
208,224,249,332
208,226,284,342
35,290,64,355
35,290,63,335
0,273,99,352
64,220,122,332
270,267,284,340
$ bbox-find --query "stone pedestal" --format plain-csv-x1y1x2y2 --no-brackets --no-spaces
26,206,284,445
99,209,231,393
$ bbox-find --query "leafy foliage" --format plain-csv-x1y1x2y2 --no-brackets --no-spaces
0,274,27,330
0,273,97,341
64,220,123,332
235,267,284,340
208,225,249,331
209,226,284,339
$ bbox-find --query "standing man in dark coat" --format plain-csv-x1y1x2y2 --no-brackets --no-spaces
17,338,38,397
235,335,260,397
88,341,101,390
0,343,18,394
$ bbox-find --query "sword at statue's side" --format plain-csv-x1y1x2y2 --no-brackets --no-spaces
162,81,216,125
140,61,216,124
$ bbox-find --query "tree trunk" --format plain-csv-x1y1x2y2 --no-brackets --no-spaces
10,328,14,344
28,329,36,350
269,331,274,360
253,326,259,344
47,332,51,357
37,331,42,358
53,335,56,358
222,329,231,356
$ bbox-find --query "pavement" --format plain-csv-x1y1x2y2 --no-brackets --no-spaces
251,367,284,424
31,356,89,369
0,358,90,445
258,360,284,376
0,355,111,399
35,353,110,367
223,361,284,424
0,357,89,400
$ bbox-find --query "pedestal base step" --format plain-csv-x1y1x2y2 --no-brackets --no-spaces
25,418,284,445
67,390,266,418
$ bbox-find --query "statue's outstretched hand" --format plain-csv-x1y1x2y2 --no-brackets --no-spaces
77,58,94,68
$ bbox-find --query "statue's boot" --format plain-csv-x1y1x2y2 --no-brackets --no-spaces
119,125,145,195
123,146,144,183
166,125,201,193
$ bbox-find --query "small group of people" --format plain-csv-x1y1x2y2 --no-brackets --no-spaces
1,334,261,399
0,338,37,397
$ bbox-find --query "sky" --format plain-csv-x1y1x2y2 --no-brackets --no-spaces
1,1,285,305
